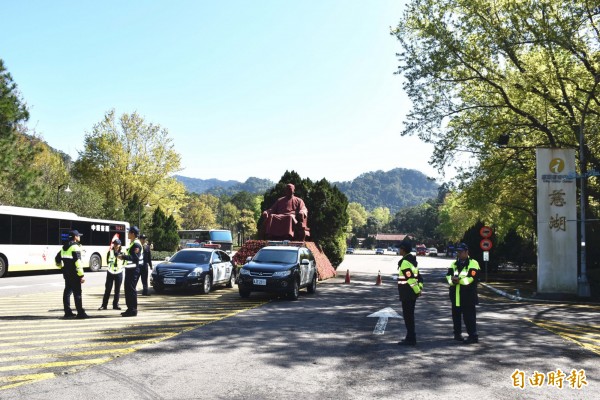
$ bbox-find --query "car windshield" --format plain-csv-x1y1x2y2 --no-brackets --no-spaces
253,249,298,264
169,251,210,264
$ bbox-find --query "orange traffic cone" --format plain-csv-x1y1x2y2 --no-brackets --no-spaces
344,269,351,284
375,270,382,285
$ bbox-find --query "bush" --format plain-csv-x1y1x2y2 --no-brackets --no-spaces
151,251,174,261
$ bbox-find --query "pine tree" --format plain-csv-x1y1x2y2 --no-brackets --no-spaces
0,59,40,205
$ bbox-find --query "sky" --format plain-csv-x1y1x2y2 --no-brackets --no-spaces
1,0,443,184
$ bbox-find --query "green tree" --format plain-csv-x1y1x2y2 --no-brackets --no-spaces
237,209,257,243
180,193,218,230
162,214,180,252
221,202,240,231
363,236,376,249
393,0,600,253
0,59,41,205
371,207,391,227
230,191,259,214
73,110,184,212
149,207,179,252
305,179,349,267
347,202,368,230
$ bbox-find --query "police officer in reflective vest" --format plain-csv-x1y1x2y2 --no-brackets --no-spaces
98,238,124,310
118,226,143,317
446,242,480,344
55,230,88,319
397,239,423,346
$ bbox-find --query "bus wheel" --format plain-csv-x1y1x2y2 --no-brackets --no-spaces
88,254,102,272
0,256,7,278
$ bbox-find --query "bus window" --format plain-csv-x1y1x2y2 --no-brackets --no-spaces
30,218,48,245
12,216,30,244
0,214,11,244
48,218,60,245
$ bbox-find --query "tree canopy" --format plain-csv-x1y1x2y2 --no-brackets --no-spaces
393,0,600,241
72,110,186,225
0,59,40,204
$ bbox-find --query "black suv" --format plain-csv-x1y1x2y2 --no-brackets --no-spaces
237,245,317,300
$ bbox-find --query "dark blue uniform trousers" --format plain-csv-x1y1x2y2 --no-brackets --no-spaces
101,271,123,308
63,273,84,315
124,267,140,313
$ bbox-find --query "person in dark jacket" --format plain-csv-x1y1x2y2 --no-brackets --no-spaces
139,234,153,295
118,226,143,317
55,230,88,319
396,239,423,346
446,242,480,344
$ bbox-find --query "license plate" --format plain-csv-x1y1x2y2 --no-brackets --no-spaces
253,278,267,285
163,278,176,285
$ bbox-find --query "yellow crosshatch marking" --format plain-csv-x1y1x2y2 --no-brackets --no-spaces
0,286,267,391
527,318,600,356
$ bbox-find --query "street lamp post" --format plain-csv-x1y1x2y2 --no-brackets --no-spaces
56,183,72,206
576,80,597,297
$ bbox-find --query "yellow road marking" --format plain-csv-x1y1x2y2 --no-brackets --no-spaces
0,373,55,391
0,339,162,355
0,357,112,372
0,288,267,392
527,318,600,356
0,348,135,363
0,331,174,347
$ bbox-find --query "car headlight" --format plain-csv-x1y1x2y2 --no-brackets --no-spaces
272,270,291,277
239,268,250,275
188,267,204,277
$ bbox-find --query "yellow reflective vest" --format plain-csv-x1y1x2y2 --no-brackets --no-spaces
106,248,124,274
446,258,480,307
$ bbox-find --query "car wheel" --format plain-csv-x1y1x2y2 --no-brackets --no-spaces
200,274,212,294
288,278,299,301
226,270,236,288
307,273,317,294
88,254,102,272
239,288,251,298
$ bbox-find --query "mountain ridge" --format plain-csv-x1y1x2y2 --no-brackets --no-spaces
175,168,439,213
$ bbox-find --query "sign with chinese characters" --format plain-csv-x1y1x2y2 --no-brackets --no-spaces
536,148,577,294
511,368,587,390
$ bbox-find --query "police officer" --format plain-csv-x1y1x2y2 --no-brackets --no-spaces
55,230,88,319
397,239,423,346
118,226,143,317
446,242,480,344
99,238,124,310
139,234,152,295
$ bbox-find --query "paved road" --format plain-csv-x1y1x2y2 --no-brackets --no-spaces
0,254,598,399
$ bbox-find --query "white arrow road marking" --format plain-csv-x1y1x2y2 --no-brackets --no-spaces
367,307,402,335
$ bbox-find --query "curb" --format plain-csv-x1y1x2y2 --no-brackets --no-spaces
481,282,600,305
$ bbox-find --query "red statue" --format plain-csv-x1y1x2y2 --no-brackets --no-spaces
262,183,309,241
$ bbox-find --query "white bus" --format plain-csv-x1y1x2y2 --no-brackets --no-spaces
0,206,130,278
